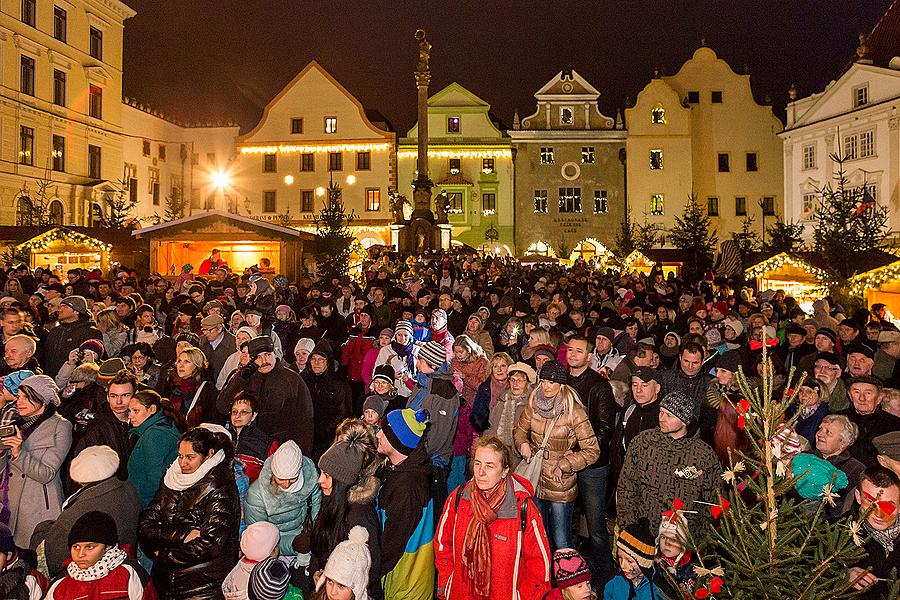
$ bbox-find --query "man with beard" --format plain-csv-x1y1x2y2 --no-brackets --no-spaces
217,336,314,455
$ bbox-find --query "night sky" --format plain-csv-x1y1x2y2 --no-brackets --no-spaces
122,1,893,134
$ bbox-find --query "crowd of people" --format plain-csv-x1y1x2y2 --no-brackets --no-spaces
0,247,895,599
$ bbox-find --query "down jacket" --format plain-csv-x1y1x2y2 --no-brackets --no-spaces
435,474,551,600
512,396,600,503
138,459,240,600
243,453,321,558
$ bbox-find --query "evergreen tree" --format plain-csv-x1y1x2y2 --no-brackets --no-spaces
813,153,890,279
731,216,761,260
163,188,188,222
765,219,806,254
635,213,661,251
669,194,718,279
14,170,56,226
314,180,356,282
614,210,636,257
100,180,138,228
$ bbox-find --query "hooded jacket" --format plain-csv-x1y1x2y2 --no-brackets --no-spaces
128,410,181,508
341,324,376,382
410,369,459,467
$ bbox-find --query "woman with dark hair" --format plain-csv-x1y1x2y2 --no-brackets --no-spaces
310,420,382,599
226,392,274,483
127,389,186,507
297,306,322,342
317,300,346,349
157,346,216,428
138,427,240,599
123,342,161,389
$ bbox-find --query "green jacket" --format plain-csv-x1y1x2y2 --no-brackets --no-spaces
128,411,181,507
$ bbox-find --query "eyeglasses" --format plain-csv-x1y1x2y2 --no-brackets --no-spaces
230,409,252,416
861,490,898,521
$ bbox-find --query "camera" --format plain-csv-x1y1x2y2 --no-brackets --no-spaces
143,326,154,333
0,424,16,439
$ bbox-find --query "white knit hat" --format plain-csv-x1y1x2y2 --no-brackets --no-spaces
271,440,303,480
240,521,280,562
69,445,119,484
315,526,371,600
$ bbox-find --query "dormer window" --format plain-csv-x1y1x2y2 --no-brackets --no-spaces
560,107,574,125
853,84,869,108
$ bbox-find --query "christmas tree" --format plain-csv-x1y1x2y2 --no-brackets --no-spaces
669,194,717,280
680,342,875,599
313,180,357,282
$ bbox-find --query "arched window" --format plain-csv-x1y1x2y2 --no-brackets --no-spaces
49,200,64,225
651,103,667,125
15,197,31,226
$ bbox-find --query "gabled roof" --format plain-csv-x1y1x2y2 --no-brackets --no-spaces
132,210,316,241
0,225,139,247
534,70,600,100
856,0,900,69
427,82,491,108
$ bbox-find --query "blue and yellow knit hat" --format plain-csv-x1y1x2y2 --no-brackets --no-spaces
381,408,428,456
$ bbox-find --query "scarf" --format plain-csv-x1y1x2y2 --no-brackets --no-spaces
163,449,225,491
489,377,509,412
800,402,820,419
66,545,127,582
496,390,529,445
462,479,508,600
391,340,415,372
532,388,562,419
864,518,900,556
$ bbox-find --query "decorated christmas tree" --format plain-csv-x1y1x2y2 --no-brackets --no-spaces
679,342,881,599
313,180,357,283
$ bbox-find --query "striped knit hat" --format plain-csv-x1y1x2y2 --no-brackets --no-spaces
417,340,447,369
617,518,656,570
381,408,428,456
249,557,291,600
394,320,414,339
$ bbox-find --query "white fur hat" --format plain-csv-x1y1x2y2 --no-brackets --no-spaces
316,526,371,600
69,445,119,484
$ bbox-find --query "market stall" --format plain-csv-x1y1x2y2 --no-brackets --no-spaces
620,249,683,278
744,252,831,304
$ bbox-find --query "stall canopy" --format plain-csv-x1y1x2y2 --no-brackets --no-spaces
848,251,900,320
132,210,317,280
0,226,145,275
620,249,684,278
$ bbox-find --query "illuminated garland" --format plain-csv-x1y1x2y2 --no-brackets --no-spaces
17,229,111,253
621,250,656,272
240,143,391,155
397,148,513,159
848,260,900,297
744,253,830,282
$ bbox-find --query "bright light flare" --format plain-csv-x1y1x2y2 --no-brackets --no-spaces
315,186,326,197
346,175,357,185
284,175,294,185
211,171,230,188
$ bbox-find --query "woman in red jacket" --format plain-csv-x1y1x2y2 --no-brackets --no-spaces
435,435,552,600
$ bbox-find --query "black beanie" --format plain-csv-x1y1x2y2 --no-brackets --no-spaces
68,511,118,547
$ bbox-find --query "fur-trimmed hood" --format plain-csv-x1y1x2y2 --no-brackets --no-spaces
347,473,380,505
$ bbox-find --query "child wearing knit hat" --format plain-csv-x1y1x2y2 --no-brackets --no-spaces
604,518,665,600
312,526,371,600
543,548,595,600
222,521,281,600
656,509,697,594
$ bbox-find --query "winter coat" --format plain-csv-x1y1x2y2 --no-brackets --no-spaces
361,345,381,391
46,558,153,600
32,476,141,579
157,375,218,429
128,411,181,508
602,571,665,600
138,459,240,600
410,370,459,467
341,325,376,383
200,331,237,383
302,369,353,460
837,405,900,465
435,475,551,600
230,420,274,464
464,328,494,359
217,360,315,456
513,397,600,503
0,553,47,600
485,389,531,466
70,402,131,484
568,367,618,468
43,319,102,380
616,427,722,537
608,400,660,501
792,402,829,446
377,444,435,600
374,344,414,398
5,408,72,546
243,454,321,558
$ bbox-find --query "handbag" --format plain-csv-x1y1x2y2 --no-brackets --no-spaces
514,412,559,492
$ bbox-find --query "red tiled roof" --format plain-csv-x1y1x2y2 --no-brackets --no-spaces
860,0,900,67
437,174,474,186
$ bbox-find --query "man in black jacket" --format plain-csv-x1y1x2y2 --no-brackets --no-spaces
566,335,617,587
198,314,235,383
217,336,315,456
43,296,101,379
301,340,352,460
848,466,900,600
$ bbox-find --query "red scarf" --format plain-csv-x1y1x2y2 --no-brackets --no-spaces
462,479,507,600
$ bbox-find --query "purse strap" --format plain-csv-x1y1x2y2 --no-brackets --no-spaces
536,413,559,451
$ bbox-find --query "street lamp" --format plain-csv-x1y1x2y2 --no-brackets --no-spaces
346,174,357,185
315,186,326,197
211,171,230,189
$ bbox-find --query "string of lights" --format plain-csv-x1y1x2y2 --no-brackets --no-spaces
240,143,391,155
848,260,900,297
743,253,831,282
17,229,112,253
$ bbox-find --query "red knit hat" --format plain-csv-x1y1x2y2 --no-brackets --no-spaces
552,548,590,589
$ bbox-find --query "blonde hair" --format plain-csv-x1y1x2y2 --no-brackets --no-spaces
492,352,514,367
453,334,485,358
881,387,900,412
178,346,207,381
96,308,125,334
529,328,551,346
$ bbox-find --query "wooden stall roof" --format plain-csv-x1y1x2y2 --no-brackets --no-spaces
640,249,687,264
132,210,317,242
0,226,139,248
744,250,897,280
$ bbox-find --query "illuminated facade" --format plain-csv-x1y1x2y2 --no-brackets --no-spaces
397,83,514,252
233,61,396,247
509,69,625,259
626,47,784,247
0,0,135,226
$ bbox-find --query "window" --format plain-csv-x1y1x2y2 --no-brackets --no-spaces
328,152,342,171
263,191,276,213
853,84,869,108
540,147,554,164
356,151,370,171
735,196,747,216
449,158,461,174
802,144,816,170
762,196,775,216
534,190,548,213
447,116,460,133
124,163,137,204
53,6,67,41
49,201,64,225
89,27,103,60
687,91,700,104
20,55,35,96
142,140,151,157
649,194,664,215
746,152,758,172
711,91,723,103
482,158,494,173
151,181,160,205
844,134,859,160
594,190,608,214
88,145,102,179
53,69,66,106
324,117,337,134
802,193,817,217
52,135,65,172
366,188,381,211
89,85,102,119
263,153,277,173
291,118,303,134
207,152,216,164
717,153,730,172
560,107,574,125
558,187,582,213
88,202,103,227
16,198,29,226
582,147,595,164
482,193,496,214
300,153,314,172
159,145,166,161
447,192,463,213
301,190,314,212
21,0,35,26
707,196,719,216
859,130,875,158
651,105,667,124
19,126,34,166
650,149,663,170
